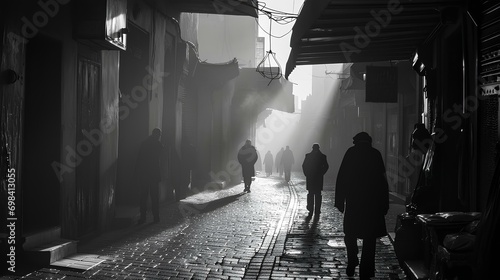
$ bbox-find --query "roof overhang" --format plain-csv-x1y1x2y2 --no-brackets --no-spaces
195,58,240,86
147,0,259,18
235,68,295,113
286,0,465,78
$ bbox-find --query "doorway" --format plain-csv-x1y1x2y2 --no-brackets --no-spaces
22,35,62,234
75,44,101,237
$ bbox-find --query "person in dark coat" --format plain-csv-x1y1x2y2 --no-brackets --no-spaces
136,128,164,224
302,143,329,218
264,150,274,177
335,132,389,279
238,139,258,192
281,146,295,182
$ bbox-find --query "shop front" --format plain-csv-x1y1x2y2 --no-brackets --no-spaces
285,0,500,278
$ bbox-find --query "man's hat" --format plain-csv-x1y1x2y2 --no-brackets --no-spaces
353,132,372,144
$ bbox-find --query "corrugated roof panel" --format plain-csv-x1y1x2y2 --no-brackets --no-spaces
286,0,465,78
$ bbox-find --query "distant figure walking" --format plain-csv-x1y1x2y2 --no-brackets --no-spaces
136,128,163,224
335,132,389,279
264,150,274,177
302,143,329,218
275,147,284,177
281,146,295,182
255,150,262,172
238,139,258,192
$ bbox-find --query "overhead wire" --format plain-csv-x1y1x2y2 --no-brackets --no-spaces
233,0,299,23
256,9,283,84
255,18,294,39
255,0,305,38
251,0,305,83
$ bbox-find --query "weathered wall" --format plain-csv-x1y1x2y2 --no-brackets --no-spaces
0,3,26,239
57,4,79,240
99,51,120,230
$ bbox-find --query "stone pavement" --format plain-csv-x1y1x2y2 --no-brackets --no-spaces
3,172,408,279
276,177,407,280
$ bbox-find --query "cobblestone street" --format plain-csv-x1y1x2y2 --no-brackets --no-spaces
7,173,407,279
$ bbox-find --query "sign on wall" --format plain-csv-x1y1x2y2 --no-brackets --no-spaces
366,66,398,103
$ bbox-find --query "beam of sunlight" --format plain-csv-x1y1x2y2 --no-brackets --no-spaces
255,64,343,171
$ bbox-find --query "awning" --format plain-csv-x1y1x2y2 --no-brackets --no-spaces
194,58,240,86
148,0,259,18
235,68,295,113
285,0,464,78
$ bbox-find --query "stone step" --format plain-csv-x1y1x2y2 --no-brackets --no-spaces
50,253,108,271
24,238,78,266
23,228,78,266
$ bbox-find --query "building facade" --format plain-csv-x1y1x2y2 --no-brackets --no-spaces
0,0,258,269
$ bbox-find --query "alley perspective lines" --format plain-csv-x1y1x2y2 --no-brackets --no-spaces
7,174,406,279
243,179,299,279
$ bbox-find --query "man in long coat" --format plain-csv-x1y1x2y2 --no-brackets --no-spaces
238,140,258,192
281,146,295,182
302,143,329,218
335,132,389,279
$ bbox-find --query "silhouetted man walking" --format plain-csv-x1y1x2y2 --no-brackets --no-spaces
238,139,258,192
335,132,389,279
264,150,274,177
302,143,329,218
136,128,163,224
281,146,295,182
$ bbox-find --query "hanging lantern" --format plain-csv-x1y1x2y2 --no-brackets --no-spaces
256,50,282,83
256,15,282,85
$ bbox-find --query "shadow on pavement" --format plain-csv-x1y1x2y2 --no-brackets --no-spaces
79,192,246,253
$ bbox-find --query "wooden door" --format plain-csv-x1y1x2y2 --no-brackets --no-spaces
76,46,101,237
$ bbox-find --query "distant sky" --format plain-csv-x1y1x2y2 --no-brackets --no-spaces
257,0,312,103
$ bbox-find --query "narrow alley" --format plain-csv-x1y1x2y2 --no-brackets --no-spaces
2,1,499,279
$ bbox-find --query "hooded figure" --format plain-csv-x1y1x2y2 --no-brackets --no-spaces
264,150,274,177
335,132,389,279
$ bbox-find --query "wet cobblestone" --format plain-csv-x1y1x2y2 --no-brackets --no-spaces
6,173,407,279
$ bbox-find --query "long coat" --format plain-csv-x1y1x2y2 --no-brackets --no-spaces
281,148,295,170
264,152,274,174
335,142,389,239
302,150,329,192
238,144,258,179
